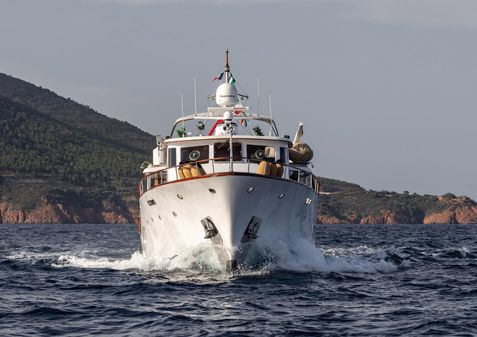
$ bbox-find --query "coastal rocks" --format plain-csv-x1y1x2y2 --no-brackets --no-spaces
101,211,129,224
0,203,26,223
423,195,477,224
423,206,477,224
359,210,425,224
423,210,456,224
317,214,344,224
317,189,477,225
455,206,477,223
359,212,399,225
318,210,420,225
0,200,135,224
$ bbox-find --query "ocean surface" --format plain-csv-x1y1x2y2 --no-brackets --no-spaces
1,223,476,336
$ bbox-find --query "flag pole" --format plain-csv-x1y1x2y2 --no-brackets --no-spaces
257,77,260,116
181,93,185,137
193,78,197,115
269,92,273,136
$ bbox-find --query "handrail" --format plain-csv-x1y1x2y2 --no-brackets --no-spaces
138,156,318,196
170,114,280,138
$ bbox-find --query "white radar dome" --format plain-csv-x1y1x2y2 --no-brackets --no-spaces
215,83,239,107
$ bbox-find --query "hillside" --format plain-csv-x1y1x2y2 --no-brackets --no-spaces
0,96,145,185
1,73,476,224
318,178,477,224
0,73,154,223
0,73,154,153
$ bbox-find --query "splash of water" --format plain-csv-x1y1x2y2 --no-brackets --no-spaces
260,239,398,273
51,239,400,274
54,242,224,273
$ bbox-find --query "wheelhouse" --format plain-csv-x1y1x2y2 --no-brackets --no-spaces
139,134,319,196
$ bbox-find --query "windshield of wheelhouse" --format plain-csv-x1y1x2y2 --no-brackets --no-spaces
214,142,241,161
170,118,277,138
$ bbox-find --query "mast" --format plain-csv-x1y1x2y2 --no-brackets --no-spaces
224,49,230,83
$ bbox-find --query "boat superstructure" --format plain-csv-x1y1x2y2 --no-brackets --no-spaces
137,50,319,270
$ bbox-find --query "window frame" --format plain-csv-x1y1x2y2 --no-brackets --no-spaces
180,145,210,164
214,142,242,161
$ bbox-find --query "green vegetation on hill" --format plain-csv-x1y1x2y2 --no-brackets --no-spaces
0,73,155,153
0,73,155,216
0,96,146,187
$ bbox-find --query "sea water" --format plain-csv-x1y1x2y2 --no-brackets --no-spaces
1,223,476,336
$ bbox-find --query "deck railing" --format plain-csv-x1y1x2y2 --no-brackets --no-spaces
138,157,319,196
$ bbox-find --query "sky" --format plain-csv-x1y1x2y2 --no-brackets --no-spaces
1,0,476,199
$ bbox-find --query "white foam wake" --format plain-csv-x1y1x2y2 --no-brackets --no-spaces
269,239,398,273
54,243,224,273
51,239,399,274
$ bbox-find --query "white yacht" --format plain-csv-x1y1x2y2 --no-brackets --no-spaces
137,50,319,271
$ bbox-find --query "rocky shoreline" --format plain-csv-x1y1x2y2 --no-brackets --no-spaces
1,195,476,225
0,173,138,225
317,205,477,225
1,174,476,225
0,200,137,224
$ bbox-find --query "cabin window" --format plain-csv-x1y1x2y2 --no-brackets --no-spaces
247,145,275,162
247,145,265,162
168,148,177,167
180,145,209,163
214,142,241,161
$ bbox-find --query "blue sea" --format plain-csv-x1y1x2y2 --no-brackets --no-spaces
1,223,476,336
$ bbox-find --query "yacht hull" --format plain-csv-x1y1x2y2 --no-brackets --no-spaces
138,174,318,270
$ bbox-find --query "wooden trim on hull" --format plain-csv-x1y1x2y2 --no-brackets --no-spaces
140,171,319,197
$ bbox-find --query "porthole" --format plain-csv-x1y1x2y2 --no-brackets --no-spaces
279,193,285,199
255,150,265,160
189,150,201,161
147,199,156,206
209,188,216,194
247,187,255,193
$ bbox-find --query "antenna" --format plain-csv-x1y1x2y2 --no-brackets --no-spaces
257,77,260,116
193,78,197,115
268,92,273,136
224,49,230,83
181,93,185,137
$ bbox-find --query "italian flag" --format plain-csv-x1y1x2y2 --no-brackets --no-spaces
228,74,236,86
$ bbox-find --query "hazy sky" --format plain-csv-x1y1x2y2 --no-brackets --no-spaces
1,0,476,199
